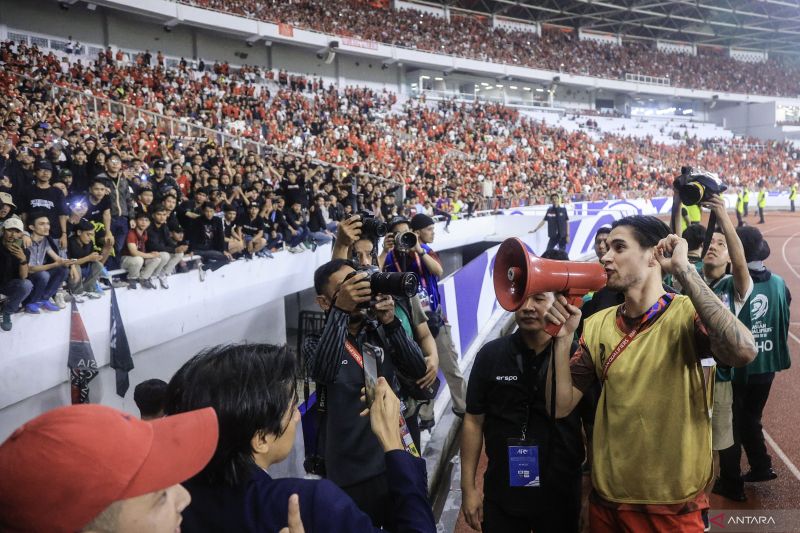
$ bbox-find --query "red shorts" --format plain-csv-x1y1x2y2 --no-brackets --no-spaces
589,500,705,533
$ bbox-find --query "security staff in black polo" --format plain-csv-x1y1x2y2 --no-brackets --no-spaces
530,193,570,252
460,284,583,532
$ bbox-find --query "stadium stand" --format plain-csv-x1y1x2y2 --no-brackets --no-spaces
180,0,800,97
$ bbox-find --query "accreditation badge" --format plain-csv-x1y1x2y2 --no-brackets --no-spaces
507,438,540,487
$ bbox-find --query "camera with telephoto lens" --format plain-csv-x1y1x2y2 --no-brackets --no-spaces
393,231,417,253
357,210,387,240
675,166,728,206
345,266,419,307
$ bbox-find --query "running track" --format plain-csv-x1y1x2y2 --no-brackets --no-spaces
451,209,800,532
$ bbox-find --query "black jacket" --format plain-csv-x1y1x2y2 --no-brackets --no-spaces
146,222,178,253
189,216,225,252
307,206,327,232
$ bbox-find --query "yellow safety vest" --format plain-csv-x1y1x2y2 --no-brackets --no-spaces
791,184,797,201
736,193,744,214
758,190,767,208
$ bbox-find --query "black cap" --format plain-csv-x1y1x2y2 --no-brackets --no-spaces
153,159,167,169
736,226,771,262
34,159,53,171
410,213,435,231
60,168,73,177
388,216,410,232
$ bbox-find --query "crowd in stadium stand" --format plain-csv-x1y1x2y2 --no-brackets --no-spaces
0,36,798,324
180,0,800,97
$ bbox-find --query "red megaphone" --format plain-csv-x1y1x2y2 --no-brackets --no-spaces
493,238,608,336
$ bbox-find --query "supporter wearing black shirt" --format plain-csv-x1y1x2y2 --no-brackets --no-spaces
85,179,113,247
461,291,583,533
236,203,267,255
66,219,103,297
280,173,306,208
150,159,182,203
178,188,208,232
189,202,230,272
21,160,68,248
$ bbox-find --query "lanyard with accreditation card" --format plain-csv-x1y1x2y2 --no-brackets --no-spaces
344,340,420,458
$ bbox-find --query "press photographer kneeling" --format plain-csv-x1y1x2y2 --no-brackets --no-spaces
304,256,428,528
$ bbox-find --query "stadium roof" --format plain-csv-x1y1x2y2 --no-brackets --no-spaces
442,0,800,55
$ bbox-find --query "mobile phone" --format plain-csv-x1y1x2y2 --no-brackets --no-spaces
361,344,381,408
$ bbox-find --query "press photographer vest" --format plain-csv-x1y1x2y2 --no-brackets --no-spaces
582,295,713,505
732,273,791,382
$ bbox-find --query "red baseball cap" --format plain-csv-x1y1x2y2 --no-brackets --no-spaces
0,404,218,532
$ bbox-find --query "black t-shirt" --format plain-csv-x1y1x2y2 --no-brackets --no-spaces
86,195,111,225
237,215,265,237
280,179,305,207
544,206,569,239
0,243,28,285
68,235,93,260
22,185,68,238
466,333,583,513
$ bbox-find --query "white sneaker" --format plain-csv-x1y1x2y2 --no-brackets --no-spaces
198,264,206,282
53,291,67,309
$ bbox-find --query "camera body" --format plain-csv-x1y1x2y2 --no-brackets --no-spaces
346,266,419,307
675,166,728,206
357,210,387,240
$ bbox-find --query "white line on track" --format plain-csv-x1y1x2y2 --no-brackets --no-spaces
764,431,800,482
781,231,800,282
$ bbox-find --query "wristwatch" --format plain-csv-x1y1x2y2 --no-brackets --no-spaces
19,260,28,266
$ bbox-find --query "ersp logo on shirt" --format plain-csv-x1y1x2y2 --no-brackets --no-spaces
496,375,518,381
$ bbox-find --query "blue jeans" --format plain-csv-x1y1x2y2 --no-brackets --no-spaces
108,216,130,270
195,250,229,271
287,227,309,247
27,267,69,303
0,278,34,313
309,231,333,245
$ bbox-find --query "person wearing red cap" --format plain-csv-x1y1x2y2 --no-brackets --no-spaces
0,404,219,533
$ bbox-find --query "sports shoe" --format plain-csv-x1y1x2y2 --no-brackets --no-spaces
40,301,61,312
53,291,67,309
70,292,86,304
742,469,777,482
128,279,139,290
711,477,747,502
25,303,41,314
86,290,103,300
141,278,156,290
158,274,169,289
1,312,11,331
198,264,206,282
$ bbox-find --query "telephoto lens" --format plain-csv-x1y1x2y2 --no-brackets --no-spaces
369,272,419,299
394,231,417,252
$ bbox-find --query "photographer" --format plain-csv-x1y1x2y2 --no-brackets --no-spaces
385,214,467,427
333,215,440,448
303,259,427,528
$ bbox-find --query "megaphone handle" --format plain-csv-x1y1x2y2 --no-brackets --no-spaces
543,293,586,337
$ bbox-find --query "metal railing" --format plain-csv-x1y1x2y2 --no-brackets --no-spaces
625,73,671,87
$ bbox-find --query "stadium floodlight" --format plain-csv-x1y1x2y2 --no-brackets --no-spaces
510,85,518,90
86,3,96,10
435,77,443,81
